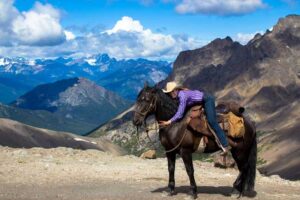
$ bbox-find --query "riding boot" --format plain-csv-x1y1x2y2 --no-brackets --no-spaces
220,145,231,156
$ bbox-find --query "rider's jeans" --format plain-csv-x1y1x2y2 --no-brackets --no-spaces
203,94,229,148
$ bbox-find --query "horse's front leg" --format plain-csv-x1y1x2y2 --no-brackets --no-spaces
166,152,176,196
181,148,197,199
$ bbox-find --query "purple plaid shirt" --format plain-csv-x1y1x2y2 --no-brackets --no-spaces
170,90,204,123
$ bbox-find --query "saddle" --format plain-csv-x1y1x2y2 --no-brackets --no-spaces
186,101,245,139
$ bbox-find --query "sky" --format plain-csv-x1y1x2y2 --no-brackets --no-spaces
0,0,299,61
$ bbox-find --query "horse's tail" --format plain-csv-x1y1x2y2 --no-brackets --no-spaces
245,133,257,191
234,124,257,194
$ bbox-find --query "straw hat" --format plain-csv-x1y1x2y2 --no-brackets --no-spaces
162,81,178,93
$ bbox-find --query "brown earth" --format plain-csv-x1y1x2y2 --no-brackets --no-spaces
0,118,126,156
0,146,299,200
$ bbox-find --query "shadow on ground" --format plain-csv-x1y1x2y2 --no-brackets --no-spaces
151,185,257,198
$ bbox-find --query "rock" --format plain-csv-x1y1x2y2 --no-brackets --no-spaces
140,150,156,159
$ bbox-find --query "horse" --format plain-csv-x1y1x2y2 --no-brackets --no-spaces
132,85,257,199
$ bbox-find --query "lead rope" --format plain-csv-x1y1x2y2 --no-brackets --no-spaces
136,121,188,154
164,128,187,153
145,121,158,150
136,126,142,147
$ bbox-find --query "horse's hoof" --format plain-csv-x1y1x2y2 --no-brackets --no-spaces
168,190,176,196
243,190,257,197
192,194,198,199
188,191,198,199
231,189,242,199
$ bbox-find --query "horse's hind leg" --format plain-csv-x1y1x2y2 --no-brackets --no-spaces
166,152,176,196
181,149,197,199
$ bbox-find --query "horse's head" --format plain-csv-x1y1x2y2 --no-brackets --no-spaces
133,84,157,126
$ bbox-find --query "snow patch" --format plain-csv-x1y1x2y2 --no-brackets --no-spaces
74,137,97,144
85,58,97,66
0,58,10,66
100,64,109,72
27,59,36,66
83,68,94,75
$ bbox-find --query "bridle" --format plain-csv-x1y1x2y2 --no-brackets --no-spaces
135,92,158,150
134,90,188,154
134,93,158,119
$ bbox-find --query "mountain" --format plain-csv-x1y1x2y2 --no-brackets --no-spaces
0,118,126,156
166,14,300,180
87,106,160,156
97,58,171,100
9,77,131,133
0,54,171,103
88,15,300,180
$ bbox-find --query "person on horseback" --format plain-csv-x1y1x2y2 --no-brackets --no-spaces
159,81,230,154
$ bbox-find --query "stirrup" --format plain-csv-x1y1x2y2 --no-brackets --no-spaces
220,146,231,156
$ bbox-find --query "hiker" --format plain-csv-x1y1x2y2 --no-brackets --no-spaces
158,81,230,154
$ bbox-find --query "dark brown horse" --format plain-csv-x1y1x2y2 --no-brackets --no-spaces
133,85,257,199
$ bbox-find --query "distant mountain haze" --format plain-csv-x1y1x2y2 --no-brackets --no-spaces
3,78,132,134
0,54,172,103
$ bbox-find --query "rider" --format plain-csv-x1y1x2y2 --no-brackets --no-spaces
159,81,230,154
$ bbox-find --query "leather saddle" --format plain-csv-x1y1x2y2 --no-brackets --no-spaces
186,101,245,139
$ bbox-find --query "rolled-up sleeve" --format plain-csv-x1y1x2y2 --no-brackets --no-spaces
170,93,187,122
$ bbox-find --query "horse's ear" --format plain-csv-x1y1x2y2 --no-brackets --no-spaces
152,84,159,92
144,81,148,88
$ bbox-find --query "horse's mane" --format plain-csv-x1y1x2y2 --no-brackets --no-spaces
155,89,179,121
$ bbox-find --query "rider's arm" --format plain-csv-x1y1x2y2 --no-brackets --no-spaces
170,92,187,123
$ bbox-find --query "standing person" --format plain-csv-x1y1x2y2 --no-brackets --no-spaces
159,81,230,154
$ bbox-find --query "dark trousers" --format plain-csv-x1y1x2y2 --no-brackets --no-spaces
203,94,229,147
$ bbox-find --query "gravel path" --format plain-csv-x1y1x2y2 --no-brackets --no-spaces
0,146,299,200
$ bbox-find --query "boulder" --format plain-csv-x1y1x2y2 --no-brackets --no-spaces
140,150,156,159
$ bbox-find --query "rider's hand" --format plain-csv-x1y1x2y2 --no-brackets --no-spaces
159,120,171,126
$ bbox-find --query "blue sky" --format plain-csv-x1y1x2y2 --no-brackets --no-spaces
1,0,299,60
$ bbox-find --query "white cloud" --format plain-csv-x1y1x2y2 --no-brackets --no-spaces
106,16,144,34
101,16,205,60
234,31,263,44
174,0,265,16
64,30,76,41
0,0,66,46
0,16,205,60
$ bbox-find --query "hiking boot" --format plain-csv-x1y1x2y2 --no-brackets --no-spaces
220,146,231,156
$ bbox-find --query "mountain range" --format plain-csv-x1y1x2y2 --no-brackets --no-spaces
0,54,172,103
0,77,131,135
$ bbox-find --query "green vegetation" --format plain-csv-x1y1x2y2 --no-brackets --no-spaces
192,153,214,162
257,157,267,166
256,130,276,138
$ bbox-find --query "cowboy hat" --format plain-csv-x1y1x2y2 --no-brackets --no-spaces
162,81,178,93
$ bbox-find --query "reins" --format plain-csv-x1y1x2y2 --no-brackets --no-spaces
145,121,159,150
136,120,188,154
135,92,187,154
164,128,187,153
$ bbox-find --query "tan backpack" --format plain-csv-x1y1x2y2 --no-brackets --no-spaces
221,112,245,138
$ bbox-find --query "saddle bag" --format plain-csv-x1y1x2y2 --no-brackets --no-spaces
220,112,245,138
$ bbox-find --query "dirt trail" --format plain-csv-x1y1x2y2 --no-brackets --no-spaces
0,146,299,200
